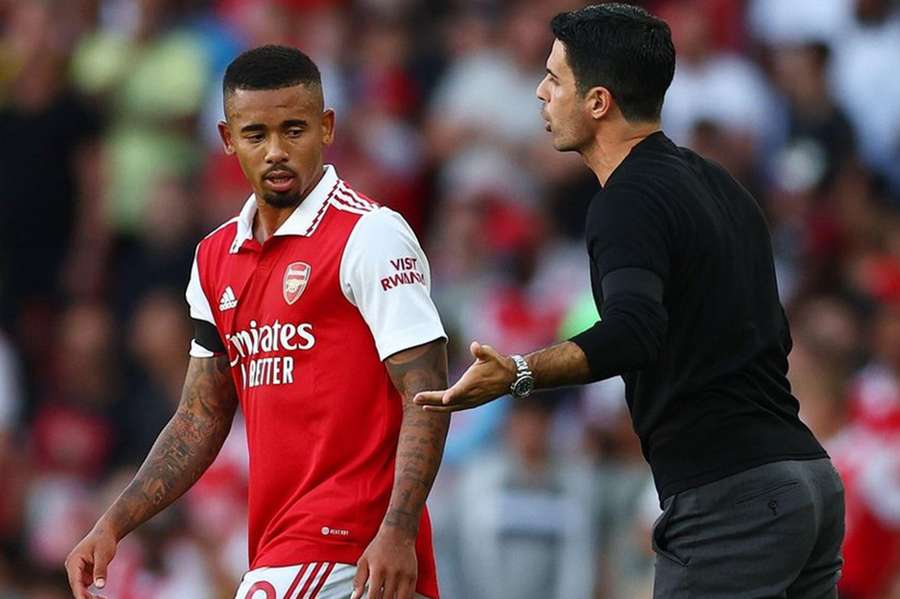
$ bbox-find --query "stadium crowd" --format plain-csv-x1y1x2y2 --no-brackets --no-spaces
0,0,899,597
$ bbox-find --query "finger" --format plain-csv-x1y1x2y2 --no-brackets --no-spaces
396,576,415,599
413,390,446,406
441,385,461,405
469,341,484,360
92,546,112,590
351,559,369,599
423,404,463,413
382,572,399,599
477,344,503,363
442,382,478,406
367,567,385,599
65,555,88,599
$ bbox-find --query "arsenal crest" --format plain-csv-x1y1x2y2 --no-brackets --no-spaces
283,262,311,305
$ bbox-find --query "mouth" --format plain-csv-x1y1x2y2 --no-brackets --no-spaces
263,170,297,193
541,111,551,132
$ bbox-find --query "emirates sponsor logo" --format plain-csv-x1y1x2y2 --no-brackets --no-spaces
226,319,316,388
283,262,311,305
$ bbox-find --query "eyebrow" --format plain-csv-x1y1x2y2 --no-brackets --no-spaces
239,119,309,134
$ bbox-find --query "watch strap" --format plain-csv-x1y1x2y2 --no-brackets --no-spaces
509,354,534,398
511,354,531,376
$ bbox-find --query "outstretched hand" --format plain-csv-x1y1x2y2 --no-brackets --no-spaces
413,342,516,413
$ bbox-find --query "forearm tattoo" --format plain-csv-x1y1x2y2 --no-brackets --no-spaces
99,355,238,540
383,340,450,535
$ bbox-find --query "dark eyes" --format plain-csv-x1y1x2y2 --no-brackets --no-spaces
243,128,303,143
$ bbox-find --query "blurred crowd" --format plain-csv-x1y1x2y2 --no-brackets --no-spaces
1,0,899,597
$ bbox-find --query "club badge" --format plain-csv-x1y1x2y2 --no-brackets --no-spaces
283,262,311,305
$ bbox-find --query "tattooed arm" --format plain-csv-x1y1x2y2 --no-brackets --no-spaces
352,339,449,599
382,339,450,534
65,355,238,599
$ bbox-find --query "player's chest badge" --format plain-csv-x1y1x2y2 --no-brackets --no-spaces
283,261,311,305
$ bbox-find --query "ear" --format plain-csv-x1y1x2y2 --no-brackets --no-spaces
584,86,614,121
321,109,336,146
218,120,236,155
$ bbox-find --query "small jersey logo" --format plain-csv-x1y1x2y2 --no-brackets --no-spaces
321,526,350,537
283,262,311,305
219,286,238,311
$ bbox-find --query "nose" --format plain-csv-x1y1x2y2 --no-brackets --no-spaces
536,76,548,102
265,136,288,164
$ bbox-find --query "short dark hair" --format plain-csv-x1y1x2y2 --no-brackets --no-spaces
551,3,675,122
223,45,321,98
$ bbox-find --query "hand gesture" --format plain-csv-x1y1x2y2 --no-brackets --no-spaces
413,341,515,413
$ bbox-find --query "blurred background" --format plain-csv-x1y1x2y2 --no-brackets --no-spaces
0,0,899,597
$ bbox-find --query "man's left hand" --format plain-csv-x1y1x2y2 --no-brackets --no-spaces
413,341,515,413
351,527,418,599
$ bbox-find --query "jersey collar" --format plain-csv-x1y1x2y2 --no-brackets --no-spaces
230,164,340,253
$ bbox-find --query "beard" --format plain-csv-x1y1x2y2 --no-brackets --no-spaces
553,123,593,153
262,189,303,208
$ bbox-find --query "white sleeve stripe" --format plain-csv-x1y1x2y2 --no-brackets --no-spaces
190,340,216,358
335,187,370,210
186,247,215,325
329,197,370,216
333,190,376,213
337,182,377,210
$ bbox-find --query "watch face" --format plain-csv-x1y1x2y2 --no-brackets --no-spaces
514,377,535,398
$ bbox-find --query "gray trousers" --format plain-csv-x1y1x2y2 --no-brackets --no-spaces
652,458,845,598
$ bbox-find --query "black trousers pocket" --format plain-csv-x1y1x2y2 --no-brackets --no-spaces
652,494,689,567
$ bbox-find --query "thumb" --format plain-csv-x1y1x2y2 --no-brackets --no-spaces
92,546,113,589
473,342,503,363
351,558,369,599
470,341,490,362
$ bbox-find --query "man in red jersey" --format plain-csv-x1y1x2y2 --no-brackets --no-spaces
65,45,450,599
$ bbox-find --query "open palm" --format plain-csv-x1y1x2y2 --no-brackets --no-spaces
413,341,515,413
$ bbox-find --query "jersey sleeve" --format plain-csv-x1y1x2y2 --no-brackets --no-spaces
185,246,224,358
340,208,447,361
587,183,676,283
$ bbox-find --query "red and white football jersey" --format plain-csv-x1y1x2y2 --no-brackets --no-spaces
185,165,446,598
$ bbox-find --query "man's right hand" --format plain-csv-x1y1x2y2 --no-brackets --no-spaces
65,526,117,599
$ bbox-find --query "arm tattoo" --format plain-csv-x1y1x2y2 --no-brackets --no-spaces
526,341,592,389
383,340,450,536
97,355,238,540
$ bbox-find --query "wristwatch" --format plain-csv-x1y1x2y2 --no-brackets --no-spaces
509,354,535,399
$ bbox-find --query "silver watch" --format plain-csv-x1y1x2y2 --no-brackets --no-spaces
509,354,535,399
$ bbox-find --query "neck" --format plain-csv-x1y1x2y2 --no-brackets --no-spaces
581,121,662,186
253,166,326,242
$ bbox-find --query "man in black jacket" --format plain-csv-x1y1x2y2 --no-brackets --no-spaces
415,4,844,597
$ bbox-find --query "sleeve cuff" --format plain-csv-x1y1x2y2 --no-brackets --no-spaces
376,322,447,361
190,340,219,359
569,323,605,380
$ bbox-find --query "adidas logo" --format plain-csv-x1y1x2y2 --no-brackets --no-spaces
219,286,238,311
